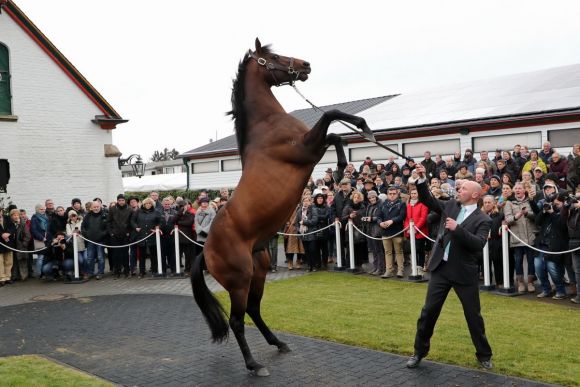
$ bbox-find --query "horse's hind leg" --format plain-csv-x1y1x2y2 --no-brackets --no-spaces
247,249,291,353
229,288,270,376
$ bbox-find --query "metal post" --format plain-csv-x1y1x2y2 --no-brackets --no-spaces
347,219,356,272
498,224,515,294
480,231,495,291
73,233,80,280
174,225,181,275
155,226,163,276
408,220,422,280
334,220,344,271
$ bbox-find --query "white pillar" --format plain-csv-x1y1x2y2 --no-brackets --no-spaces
409,220,418,277
501,224,511,290
73,233,80,280
155,226,163,275
348,219,355,270
335,220,342,268
174,225,181,275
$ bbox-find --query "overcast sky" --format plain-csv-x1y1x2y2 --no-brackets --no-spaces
15,0,580,160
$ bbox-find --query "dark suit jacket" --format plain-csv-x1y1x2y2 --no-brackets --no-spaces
416,181,491,285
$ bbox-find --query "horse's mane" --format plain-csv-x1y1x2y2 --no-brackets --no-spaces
227,45,274,163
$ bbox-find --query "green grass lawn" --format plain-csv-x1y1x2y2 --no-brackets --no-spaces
216,272,579,386
0,355,112,387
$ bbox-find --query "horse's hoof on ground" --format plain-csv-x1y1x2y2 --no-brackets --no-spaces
254,367,270,377
278,343,291,353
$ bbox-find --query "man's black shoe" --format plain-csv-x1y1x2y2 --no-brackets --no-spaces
406,354,423,368
479,359,493,370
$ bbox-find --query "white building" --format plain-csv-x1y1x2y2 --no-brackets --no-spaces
181,64,580,189
0,1,127,212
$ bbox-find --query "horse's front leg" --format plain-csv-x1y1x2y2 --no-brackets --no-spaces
304,109,375,147
326,133,347,183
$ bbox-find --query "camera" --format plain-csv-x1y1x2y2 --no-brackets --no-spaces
542,202,553,212
562,194,580,208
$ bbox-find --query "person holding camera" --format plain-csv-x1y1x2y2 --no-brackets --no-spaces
65,210,86,279
561,185,580,303
533,183,568,299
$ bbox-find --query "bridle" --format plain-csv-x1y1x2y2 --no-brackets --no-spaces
249,50,301,86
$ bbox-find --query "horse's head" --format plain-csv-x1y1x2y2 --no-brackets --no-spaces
249,38,311,86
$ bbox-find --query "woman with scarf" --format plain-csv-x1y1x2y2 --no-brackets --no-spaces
302,190,331,271
30,204,52,278
363,190,385,275
297,196,317,271
341,191,368,270
65,210,87,279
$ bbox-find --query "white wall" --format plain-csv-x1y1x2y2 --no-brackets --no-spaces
0,13,123,212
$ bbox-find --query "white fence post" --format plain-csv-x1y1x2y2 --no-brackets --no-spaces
498,224,516,294
480,231,494,291
73,233,80,280
155,226,163,276
347,219,356,272
335,221,344,271
408,220,422,280
174,225,181,276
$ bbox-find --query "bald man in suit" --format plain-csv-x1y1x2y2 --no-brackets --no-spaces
406,164,493,370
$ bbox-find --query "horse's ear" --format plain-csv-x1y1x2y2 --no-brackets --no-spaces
255,38,262,54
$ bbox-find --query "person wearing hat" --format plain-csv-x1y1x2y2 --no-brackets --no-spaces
301,190,331,271
65,198,86,220
107,194,132,278
65,209,87,279
361,178,376,203
488,175,502,198
362,190,385,275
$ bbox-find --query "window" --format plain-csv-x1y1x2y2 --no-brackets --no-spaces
0,43,11,115
191,160,219,174
472,132,541,153
164,167,175,174
222,158,242,172
349,143,400,162
548,128,580,148
403,139,459,158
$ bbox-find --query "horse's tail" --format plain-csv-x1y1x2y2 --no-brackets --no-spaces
191,251,229,343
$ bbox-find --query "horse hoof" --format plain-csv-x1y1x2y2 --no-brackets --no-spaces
254,367,270,377
278,343,291,353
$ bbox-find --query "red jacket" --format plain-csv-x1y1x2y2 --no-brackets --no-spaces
404,201,429,239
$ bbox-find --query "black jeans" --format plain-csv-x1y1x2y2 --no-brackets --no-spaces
109,235,129,275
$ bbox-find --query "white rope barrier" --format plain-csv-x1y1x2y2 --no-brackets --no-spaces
351,224,409,241
413,226,436,242
0,240,48,254
277,221,338,237
78,232,155,248
178,229,206,247
506,227,580,255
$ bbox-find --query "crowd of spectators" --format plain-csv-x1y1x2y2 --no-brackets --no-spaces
0,188,230,285
285,142,580,303
0,142,578,305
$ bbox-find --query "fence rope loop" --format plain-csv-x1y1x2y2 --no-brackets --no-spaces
506,227,580,255
351,223,409,241
277,220,338,237
78,232,155,249
413,225,436,242
178,229,206,247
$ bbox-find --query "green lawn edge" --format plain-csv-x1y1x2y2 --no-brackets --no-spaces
0,355,113,387
215,272,579,386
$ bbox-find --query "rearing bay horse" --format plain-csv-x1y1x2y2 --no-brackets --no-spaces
191,38,373,376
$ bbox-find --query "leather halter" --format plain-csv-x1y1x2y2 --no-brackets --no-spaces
249,50,300,86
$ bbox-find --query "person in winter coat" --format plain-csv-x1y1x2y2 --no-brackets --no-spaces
421,151,437,180
65,210,86,279
30,204,51,278
175,199,196,276
482,195,507,288
377,186,407,278
548,152,568,190
107,194,133,278
363,190,385,275
10,209,31,281
194,197,216,245
404,187,429,275
300,191,331,271
341,191,367,270
533,186,568,299
131,198,161,278
567,144,580,191
0,211,17,285
561,185,580,304
503,182,538,293
158,196,178,275
50,206,68,236
82,201,108,279
284,203,305,270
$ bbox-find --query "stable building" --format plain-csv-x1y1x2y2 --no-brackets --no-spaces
0,1,127,212
181,63,580,190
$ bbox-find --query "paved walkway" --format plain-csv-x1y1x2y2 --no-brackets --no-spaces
0,293,552,387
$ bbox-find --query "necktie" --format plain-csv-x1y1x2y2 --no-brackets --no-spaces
443,206,466,261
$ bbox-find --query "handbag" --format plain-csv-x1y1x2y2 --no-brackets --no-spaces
33,239,45,249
